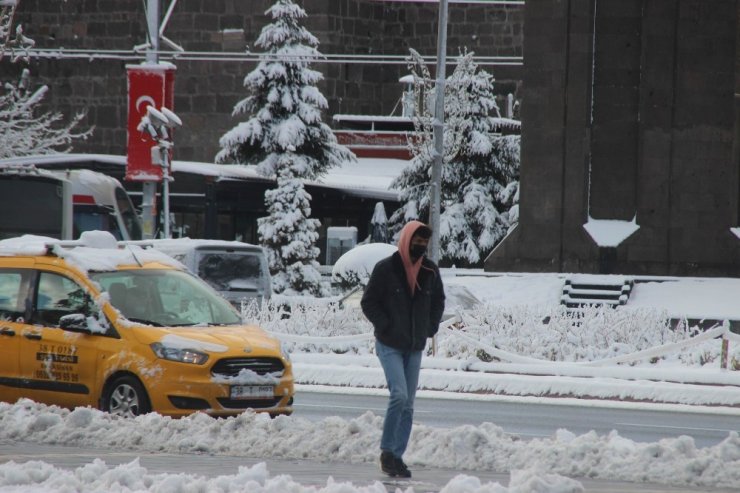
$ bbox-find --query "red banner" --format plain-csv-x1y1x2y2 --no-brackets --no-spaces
126,63,176,182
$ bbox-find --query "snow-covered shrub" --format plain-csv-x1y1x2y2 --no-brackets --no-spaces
242,297,373,354
241,297,738,367
434,305,737,366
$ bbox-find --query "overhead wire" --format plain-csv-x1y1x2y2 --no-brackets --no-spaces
18,48,523,67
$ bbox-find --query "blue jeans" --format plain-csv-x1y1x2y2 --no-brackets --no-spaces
375,340,423,458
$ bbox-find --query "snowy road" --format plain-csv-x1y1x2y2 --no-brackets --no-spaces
294,387,740,447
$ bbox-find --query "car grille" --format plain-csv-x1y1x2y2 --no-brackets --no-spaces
211,357,285,378
216,397,283,409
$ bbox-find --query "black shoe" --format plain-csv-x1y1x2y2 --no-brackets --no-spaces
394,457,411,478
380,451,398,477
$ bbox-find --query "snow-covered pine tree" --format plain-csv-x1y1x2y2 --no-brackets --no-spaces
0,68,92,158
215,0,354,179
390,51,520,266
257,155,326,296
439,60,520,266
217,0,353,296
389,49,474,234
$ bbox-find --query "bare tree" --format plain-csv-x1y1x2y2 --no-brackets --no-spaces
1,0,34,63
0,69,93,158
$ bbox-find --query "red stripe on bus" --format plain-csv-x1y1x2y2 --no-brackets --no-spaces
73,194,96,204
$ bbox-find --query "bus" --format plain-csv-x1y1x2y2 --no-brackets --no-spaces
0,164,142,241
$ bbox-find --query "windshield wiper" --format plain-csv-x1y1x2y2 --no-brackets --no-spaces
125,317,165,327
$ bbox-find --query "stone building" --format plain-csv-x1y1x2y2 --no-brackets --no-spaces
486,0,740,277
3,0,523,162
5,0,738,276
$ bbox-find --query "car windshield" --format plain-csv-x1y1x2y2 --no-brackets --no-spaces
91,269,242,327
196,251,267,292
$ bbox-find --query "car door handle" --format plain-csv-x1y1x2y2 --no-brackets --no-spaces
23,332,42,340
0,327,15,337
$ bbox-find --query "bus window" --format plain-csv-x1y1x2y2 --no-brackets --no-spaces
73,205,124,240
0,176,64,240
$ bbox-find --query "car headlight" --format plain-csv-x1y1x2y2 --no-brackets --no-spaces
280,342,291,362
150,342,209,365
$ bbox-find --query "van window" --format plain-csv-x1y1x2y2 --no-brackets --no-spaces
0,270,31,320
34,272,95,327
196,252,266,293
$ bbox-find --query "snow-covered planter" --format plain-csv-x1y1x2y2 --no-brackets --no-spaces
331,243,396,290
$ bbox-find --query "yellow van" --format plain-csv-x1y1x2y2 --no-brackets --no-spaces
0,231,293,418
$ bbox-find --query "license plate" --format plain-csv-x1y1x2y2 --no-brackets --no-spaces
230,385,274,400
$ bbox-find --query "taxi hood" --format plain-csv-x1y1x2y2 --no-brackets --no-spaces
127,324,282,356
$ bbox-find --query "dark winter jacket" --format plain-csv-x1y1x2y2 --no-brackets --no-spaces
361,251,445,351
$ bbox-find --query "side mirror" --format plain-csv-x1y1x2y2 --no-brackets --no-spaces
59,313,92,334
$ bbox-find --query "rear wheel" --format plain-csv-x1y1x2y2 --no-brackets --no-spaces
102,375,151,418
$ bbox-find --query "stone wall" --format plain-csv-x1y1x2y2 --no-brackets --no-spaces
486,0,740,276
3,0,523,162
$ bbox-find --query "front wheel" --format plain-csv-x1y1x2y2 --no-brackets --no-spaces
102,375,151,418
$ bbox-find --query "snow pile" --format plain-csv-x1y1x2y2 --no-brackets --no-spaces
0,459,584,493
1,400,739,489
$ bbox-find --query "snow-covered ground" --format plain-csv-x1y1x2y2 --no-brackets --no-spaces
2,271,740,492
1,398,739,492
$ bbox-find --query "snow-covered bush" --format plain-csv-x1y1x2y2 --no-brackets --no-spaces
242,298,737,367
242,297,372,354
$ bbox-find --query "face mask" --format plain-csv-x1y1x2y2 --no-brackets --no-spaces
409,244,427,259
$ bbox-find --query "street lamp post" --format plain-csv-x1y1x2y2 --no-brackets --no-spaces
137,105,181,238
429,0,449,264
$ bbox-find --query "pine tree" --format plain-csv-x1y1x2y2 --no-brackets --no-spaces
215,0,354,179
0,68,92,158
217,0,353,295
390,51,520,266
257,155,326,296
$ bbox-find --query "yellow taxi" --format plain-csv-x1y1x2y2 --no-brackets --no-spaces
0,231,293,418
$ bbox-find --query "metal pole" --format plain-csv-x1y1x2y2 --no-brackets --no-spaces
141,0,160,238
429,0,449,264
146,0,160,63
162,147,171,238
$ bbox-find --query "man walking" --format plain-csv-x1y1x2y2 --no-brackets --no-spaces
361,220,445,478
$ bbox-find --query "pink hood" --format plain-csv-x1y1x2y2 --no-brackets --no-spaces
397,220,427,295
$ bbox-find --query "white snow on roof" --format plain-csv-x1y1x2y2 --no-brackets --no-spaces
0,153,405,201
0,231,182,272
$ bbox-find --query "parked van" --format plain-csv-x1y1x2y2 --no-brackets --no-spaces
0,165,142,241
0,231,293,418
130,238,272,307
